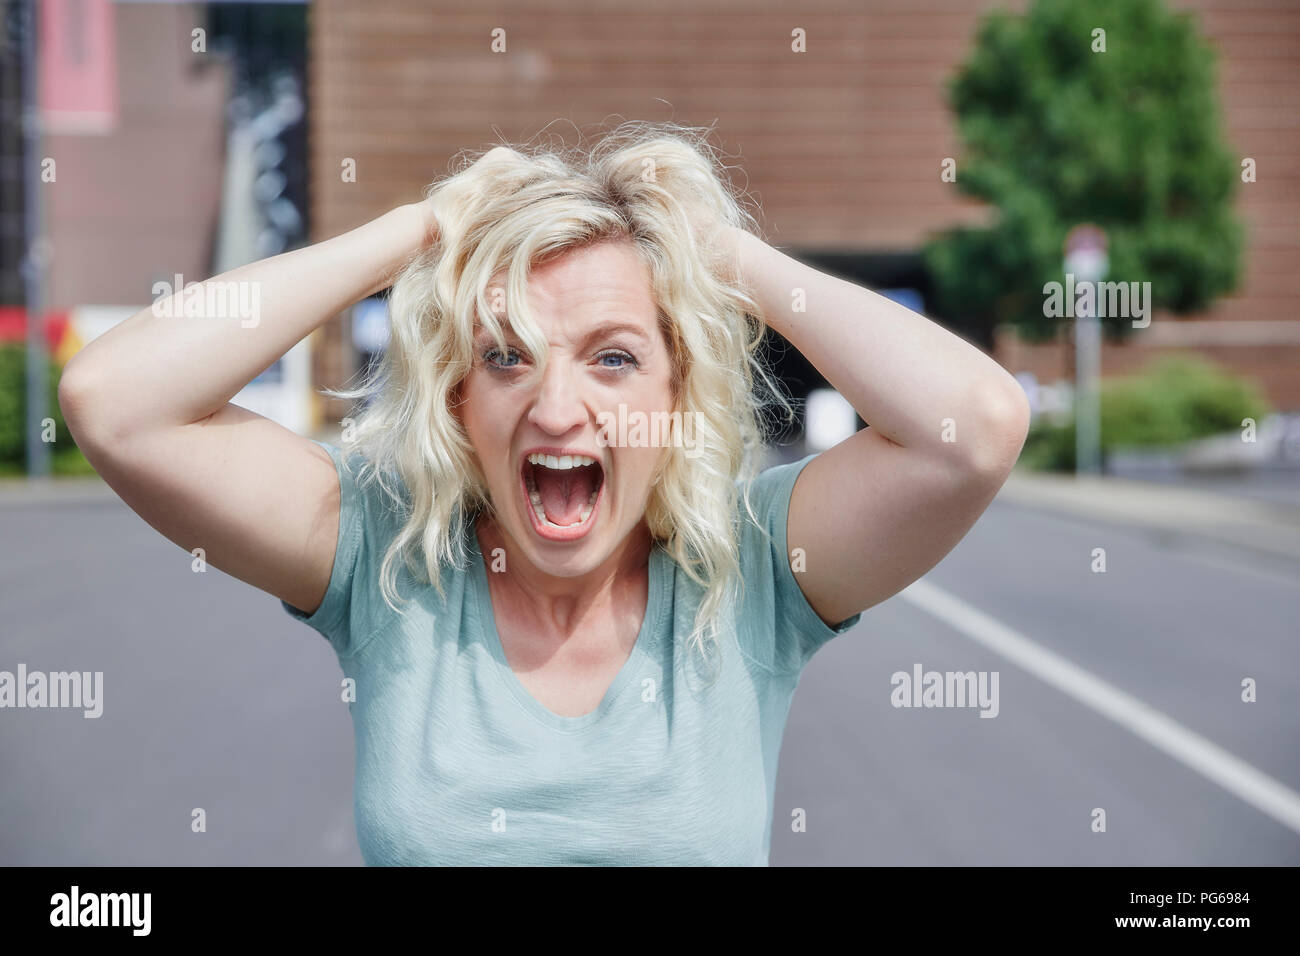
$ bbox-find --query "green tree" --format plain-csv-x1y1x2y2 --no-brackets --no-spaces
924,0,1243,344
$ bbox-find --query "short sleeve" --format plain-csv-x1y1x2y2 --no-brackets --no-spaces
280,440,374,659
734,453,862,675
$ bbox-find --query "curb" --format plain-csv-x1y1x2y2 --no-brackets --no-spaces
997,468,1300,563
6,459,1300,567
0,476,119,507
0,431,345,508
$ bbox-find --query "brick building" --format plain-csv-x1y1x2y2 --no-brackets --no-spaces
305,0,1300,425
19,0,1300,433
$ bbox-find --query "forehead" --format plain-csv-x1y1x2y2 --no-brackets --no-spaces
481,239,658,338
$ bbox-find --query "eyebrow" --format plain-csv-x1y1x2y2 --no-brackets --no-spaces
580,321,651,345
473,321,652,345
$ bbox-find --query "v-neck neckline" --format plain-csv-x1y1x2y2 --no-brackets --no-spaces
468,526,666,733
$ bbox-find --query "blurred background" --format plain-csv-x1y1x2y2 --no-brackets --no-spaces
1,0,1296,865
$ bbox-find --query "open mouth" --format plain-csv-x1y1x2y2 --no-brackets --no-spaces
520,452,605,539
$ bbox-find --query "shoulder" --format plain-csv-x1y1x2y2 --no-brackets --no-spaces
280,440,416,657
321,440,412,538
736,453,809,534
731,452,862,675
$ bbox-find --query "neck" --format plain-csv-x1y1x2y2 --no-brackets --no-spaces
474,515,652,638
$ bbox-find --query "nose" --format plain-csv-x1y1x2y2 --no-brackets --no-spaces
526,356,588,435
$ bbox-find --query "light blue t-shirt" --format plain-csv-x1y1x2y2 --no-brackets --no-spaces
282,441,861,865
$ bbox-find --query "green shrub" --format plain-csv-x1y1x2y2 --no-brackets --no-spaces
0,343,92,474
1019,354,1271,471
1020,417,1078,472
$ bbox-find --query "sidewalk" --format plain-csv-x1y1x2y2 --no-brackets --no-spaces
6,459,1300,566
998,466,1300,564
0,475,118,507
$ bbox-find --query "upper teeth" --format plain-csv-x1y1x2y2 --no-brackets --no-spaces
527,453,596,470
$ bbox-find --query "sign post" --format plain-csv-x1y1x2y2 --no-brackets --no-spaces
1064,225,1108,477
22,0,49,478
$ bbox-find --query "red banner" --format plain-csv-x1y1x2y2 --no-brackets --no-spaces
40,0,118,134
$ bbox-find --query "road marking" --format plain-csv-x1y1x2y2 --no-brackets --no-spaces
899,577,1300,836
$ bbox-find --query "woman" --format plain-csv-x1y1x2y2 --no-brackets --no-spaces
59,122,1030,865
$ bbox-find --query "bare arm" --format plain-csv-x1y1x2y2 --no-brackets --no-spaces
723,226,1031,626
58,202,433,615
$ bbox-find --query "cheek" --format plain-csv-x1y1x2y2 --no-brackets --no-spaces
459,375,525,478
460,373,501,429
457,377,498,464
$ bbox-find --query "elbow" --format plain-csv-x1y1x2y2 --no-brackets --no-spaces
963,382,1032,479
57,357,115,452
56,358,93,426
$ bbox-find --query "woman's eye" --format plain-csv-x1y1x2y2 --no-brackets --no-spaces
596,350,637,370
483,347,522,369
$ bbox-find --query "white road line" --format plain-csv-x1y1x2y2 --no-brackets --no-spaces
899,577,1300,836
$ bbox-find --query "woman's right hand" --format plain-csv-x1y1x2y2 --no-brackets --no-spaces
416,146,533,250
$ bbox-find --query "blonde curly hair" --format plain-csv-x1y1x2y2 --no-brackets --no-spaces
328,119,793,668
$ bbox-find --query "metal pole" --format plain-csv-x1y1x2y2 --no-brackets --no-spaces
21,0,50,478
1075,302,1101,476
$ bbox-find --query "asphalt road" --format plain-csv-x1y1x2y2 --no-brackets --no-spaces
2,487,1297,865
776,496,1300,865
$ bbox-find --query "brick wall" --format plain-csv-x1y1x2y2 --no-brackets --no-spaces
309,0,1300,419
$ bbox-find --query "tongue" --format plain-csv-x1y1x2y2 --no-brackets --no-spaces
534,464,599,526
